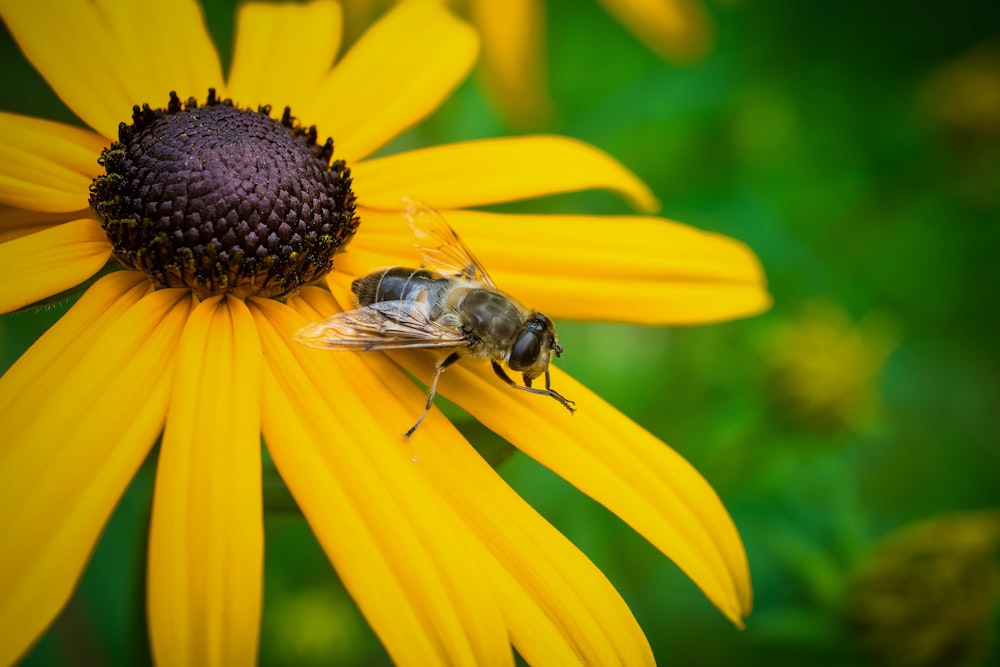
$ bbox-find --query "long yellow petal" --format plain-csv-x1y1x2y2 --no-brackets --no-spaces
0,0,222,138
596,0,713,62
352,136,659,212
147,296,264,667
0,112,107,213
342,207,770,323
0,275,194,666
388,348,753,628
495,271,771,324
0,218,110,314
303,0,479,163
251,296,511,667
0,206,90,244
227,0,342,111
467,0,552,127
291,286,656,665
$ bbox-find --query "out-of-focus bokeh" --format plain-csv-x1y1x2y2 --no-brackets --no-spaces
3,0,999,664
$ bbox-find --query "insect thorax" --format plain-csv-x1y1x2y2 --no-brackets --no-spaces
456,289,523,346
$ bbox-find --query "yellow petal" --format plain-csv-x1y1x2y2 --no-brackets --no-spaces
147,296,264,667
0,112,107,212
0,206,90,244
250,296,511,667
467,0,552,126
227,0,342,111
0,0,132,137
95,0,224,103
345,207,770,323
0,218,111,314
291,285,656,665
596,0,713,62
0,275,194,666
417,432,656,666
390,349,753,627
303,0,479,163
0,0,223,138
0,271,148,407
352,136,659,212
328,242,410,281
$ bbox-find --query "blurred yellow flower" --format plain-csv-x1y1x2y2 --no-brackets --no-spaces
765,301,895,434
343,0,713,125
845,511,1000,667
920,40,1000,140
0,0,766,664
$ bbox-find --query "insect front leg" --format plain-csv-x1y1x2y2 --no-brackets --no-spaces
522,370,559,393
405,351,462,439
491,362,576,414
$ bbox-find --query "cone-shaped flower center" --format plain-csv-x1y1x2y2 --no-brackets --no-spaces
90,90,358,298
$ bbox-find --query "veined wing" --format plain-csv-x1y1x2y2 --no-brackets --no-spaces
294,300,467,351
403,198,497,288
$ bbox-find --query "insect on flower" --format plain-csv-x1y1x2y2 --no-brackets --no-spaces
295,201,576,437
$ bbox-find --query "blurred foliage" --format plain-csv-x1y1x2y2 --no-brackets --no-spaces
3,0,1000,665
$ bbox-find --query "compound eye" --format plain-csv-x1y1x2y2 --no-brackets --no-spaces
509,330,541,371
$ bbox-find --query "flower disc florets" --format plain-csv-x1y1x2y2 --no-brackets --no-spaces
90,90,358,298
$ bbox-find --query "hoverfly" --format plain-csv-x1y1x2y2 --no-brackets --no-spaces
295,201,576,438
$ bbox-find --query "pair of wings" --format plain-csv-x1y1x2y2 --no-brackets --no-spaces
294,200,497,351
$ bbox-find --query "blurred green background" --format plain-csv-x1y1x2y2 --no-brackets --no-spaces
3,0,1000,665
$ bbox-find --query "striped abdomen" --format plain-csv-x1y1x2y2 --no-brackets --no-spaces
352,267,451,311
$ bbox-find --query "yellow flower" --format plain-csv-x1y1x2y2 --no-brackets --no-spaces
0,0,767,664
845,511,1000,667
920,40,1000,140
342,0,713,125
765,301,895,434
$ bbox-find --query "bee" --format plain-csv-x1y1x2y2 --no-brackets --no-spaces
295,201,576,438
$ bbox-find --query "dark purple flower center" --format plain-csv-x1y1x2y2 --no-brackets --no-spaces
89,90,358,298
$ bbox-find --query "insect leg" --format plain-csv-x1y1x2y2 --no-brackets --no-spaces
492,362,576,414
521,370,553,393
526,369,553,391
404,351,462,439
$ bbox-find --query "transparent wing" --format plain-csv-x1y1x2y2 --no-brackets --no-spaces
294,300,467,351
403,197,497,287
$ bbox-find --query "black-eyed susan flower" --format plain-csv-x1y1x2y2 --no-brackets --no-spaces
342,0,713,125
0,0,768,664
765,301,895,435
845,511,1000,667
